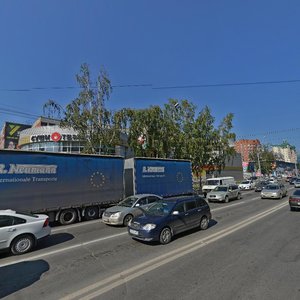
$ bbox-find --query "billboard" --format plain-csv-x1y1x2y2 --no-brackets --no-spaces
4,122,31,149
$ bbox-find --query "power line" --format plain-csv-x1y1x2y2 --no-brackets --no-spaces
0,83,153,92
1,79,300,92
153,79,300,90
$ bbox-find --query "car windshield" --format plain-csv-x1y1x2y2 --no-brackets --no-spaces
206,180,219,185
145,201,175,217
241,181,250,184
266,185,279,190
118,196,138,207
214,186,228,192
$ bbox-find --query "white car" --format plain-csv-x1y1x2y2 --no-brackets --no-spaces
238,180,255,190
0,210,51,255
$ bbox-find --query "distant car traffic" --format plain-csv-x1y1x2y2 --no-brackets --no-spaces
207,184,241,203
255,181,269,192
102,194,162,226
289,177,298,185
0,209,51,255
127,195,211,244
294,179,300,188
289,190,300,211
261,184,288,199
238,180,255,190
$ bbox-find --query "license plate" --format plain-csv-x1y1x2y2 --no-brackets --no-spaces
129,229,138,235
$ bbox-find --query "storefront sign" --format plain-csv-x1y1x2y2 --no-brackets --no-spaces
30,132,80,143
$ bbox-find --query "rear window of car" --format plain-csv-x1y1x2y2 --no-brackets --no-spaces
16,211,38,218
293,190,300,196
185,200,196,211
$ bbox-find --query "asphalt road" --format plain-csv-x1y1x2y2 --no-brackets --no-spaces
1,185,299,300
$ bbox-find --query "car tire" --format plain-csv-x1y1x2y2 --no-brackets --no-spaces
237,193,241,200
123,214,133,226
84,206,99,220
10,234,35,255
200,216,209,230
225,196,229,203
159,227,172,244
59,209,77,225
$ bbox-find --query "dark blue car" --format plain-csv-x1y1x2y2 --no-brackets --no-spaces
127,195,212,244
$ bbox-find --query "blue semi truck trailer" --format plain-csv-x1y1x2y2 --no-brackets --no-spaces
124,157,193,197
0,150,193,225
0,150,124,225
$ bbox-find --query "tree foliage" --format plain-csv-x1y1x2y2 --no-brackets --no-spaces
249,145,275,175
59,64,237,175
61,63,121,154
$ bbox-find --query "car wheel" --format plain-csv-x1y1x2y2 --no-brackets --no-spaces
123,214,133,226
200,216,209,230
11,234,35,255
237,193,241,200
225,196,229,203
59,209,77,225
159,227,172,244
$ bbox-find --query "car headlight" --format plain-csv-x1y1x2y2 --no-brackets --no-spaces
142,224,156,231
111,212,121,218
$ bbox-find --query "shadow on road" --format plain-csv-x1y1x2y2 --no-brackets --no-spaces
35,232,74,250
0,233,74,258
0,260,49,298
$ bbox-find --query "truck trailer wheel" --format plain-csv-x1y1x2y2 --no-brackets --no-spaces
59,209,77,225
84,206,99,220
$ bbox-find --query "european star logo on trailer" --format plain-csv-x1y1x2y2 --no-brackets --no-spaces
176,172,184,182
90,172,106,188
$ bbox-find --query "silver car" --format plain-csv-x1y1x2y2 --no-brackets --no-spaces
207,184,241,203
261,183,288,199
0,209,51,255
102,194,162,226
294,179,300,188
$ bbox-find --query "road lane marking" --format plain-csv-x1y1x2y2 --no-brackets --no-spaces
61,201,288,300
211,201,245,211
0,232,127,267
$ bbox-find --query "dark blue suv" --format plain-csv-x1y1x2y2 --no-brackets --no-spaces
127,195,212,244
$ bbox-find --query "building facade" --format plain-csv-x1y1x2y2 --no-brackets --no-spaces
272,142,297,164
1,116,132,157
234,139,261,162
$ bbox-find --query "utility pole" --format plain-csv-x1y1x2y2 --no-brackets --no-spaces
257,151,262,176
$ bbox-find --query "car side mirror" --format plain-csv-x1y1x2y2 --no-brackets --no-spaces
172,211,179,215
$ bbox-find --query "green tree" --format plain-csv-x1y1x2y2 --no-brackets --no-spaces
43,99,63,119
189,106,217,186
249,145,275,175
61,63,119,154
214,113,236,174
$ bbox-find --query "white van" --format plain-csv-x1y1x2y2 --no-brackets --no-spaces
202,177,236,197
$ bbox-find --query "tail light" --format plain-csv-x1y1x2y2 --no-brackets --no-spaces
43,218,49,227
289,197,300,202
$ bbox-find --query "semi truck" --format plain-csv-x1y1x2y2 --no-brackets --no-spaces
0,150,193,225
0,150,124,225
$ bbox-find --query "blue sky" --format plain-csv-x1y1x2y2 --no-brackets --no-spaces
1,0,300,150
